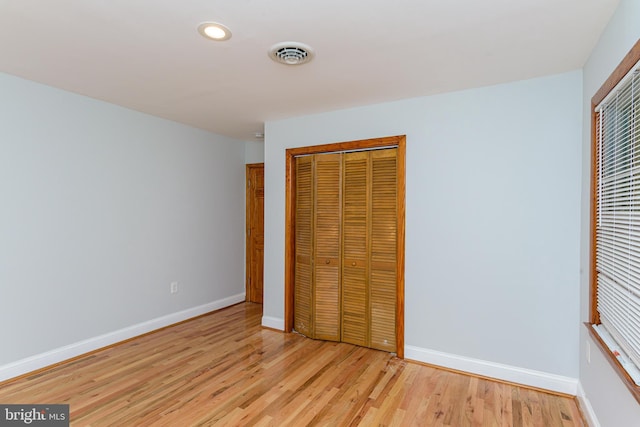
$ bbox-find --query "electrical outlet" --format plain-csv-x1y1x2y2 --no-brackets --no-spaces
586,340,591,364
170,281,179,294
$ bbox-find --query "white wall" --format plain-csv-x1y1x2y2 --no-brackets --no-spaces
580,0,640,425
0,73,246,371
263,70,583,386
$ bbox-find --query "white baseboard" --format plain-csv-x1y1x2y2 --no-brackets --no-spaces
262,316,284,331
0,293,246,383
405,345,579,395
576,382,600,427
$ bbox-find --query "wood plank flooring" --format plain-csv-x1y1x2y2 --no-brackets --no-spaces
0,303,585,426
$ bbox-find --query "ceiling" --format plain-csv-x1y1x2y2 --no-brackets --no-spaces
0,0,620,141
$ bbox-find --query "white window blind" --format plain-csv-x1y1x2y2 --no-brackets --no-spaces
595,61,640,384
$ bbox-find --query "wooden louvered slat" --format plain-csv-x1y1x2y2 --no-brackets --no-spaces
313,153,342,341
369,149,397,352
342,152,369,346
294,156,313,337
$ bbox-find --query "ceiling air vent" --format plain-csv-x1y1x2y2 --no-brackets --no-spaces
268,42,315,66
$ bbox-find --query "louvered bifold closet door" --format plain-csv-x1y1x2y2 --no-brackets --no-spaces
342,152,369,346
294,156,314,337
313,153,342,341
369,149,397,352
294,148,397,351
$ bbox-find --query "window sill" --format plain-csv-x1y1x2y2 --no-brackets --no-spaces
585,323,640,405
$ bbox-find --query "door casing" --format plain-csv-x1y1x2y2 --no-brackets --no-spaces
284,136,406,358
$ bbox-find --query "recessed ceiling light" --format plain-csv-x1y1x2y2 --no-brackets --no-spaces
198,22,232,41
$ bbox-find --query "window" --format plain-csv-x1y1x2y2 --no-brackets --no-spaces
591,39,640,404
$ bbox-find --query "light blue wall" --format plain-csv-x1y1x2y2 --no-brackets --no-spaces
245,141,265,164
0,72,246,365
264,70,583,377
580,0,640,425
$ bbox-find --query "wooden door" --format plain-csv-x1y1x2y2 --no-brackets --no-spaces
294,154,342,341
342,151,369,347
341,149,397,352
294,156,314,336
246,163,264,304
369,149,397,352
312,153,342,341
285,135,405,358
293,148,397,352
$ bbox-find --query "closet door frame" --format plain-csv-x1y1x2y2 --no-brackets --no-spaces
284,135,406,358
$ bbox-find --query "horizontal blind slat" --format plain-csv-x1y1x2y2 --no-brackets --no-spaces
595,68,640,376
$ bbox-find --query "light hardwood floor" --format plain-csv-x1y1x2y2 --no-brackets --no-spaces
0,303,585,426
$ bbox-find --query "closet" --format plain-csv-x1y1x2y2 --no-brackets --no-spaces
293,148,397,352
